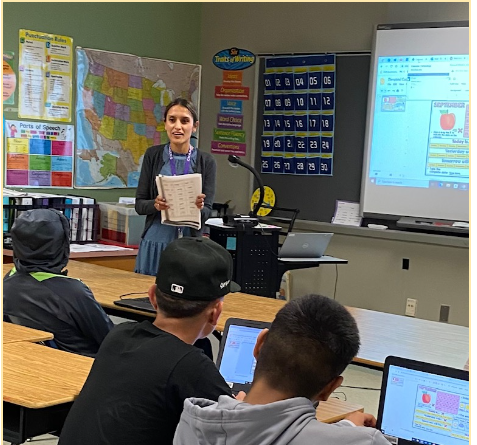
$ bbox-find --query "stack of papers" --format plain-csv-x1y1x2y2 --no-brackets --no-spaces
70,243,134,253
332,201,362,227
156,174,202,230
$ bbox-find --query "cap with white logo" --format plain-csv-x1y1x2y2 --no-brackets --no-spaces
156,237,240,301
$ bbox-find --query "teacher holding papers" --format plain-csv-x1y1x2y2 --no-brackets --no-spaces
135,98,217,276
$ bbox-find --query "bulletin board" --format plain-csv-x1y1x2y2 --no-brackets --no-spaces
254,52,371,222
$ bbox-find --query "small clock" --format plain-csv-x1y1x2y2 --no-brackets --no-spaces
250,186,276,216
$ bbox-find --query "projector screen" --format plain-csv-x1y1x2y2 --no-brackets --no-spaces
361,22,469,222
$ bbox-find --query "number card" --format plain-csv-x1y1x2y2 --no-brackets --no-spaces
261,54,335,175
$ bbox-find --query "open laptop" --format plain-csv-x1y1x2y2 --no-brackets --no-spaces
216,318,271,395
377,356,469,445
278,232,333,262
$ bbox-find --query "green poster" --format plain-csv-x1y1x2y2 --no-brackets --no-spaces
30,155,52,171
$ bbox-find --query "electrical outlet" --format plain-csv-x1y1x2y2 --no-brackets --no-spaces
405,298,417,317
439,305,450,323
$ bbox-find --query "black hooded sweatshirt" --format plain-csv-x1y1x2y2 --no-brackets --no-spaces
3,208,113,357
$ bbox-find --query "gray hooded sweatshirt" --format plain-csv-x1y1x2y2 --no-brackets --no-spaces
173,396,390,445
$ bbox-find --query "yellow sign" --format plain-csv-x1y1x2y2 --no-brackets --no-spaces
250,186,276,216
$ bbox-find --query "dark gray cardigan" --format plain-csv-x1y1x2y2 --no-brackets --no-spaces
135,144,216,237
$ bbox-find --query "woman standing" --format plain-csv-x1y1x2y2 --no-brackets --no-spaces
135,98,216,276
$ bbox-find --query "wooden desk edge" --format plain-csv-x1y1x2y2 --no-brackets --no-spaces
5,333,54,343
352,357,384,369
2,322,55,344
3,395,76,409
3,248,138,259
317,406,364,424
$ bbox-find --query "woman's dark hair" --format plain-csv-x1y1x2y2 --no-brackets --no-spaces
163,98,199,124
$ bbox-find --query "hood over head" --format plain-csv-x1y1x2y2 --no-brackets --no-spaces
175,396,316,445
11,208,70,274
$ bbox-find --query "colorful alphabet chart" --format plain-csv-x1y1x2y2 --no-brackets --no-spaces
261,54,336,176
5,120,74,188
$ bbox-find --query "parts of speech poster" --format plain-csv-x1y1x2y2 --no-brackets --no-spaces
18,29,73,122
5,120,74,188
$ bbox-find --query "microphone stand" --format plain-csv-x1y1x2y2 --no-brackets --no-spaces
227,155,264,218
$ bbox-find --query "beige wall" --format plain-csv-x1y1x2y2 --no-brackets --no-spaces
199,2,469,213
291,233,469,326
199,3,469,326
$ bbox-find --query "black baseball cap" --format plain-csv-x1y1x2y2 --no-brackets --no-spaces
156,237,240,301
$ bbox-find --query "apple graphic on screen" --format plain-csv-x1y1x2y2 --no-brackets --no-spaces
422,393,431,404
440,111,456,130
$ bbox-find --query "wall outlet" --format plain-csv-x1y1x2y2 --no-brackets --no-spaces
405,298,417,317
439,305,450,323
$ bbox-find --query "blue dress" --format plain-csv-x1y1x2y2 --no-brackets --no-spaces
134,148,198,276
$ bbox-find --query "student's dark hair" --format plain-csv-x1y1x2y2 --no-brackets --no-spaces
154,287,220,318
253,294,360,399
163,98,199,124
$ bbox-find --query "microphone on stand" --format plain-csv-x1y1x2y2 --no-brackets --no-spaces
223,155,264,228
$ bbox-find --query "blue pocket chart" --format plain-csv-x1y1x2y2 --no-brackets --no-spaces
261,54,335,176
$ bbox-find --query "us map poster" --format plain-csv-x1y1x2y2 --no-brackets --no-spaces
5,119,74,187
75,48,201,188
18,29,73,121
261,54,336,176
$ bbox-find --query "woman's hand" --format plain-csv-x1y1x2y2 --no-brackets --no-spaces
154,195,169,211
195,194,206,210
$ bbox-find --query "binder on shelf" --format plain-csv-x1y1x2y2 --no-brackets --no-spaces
2,190,99,244
81,197,95,241
68,196,82,242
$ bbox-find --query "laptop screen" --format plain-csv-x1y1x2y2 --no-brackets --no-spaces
380,364,469,445
218,324,262,385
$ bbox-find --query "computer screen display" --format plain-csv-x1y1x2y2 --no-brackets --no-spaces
361,23,469,222
218,324,262,385
380,364,469,445
369,55,469,190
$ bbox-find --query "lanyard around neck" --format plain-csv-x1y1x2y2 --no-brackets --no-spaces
169,145,192,176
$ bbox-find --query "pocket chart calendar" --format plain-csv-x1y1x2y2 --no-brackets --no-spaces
261,54,335,176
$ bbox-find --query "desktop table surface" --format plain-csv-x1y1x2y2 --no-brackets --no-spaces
2,321,54,344
3,341,93,408
3,248,138,259
2,261,469,370
2,339,361,423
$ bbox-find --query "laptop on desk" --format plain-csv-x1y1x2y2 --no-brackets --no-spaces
278,232,333,262
377,356,469,445
216,318,271,395
114,296,155,314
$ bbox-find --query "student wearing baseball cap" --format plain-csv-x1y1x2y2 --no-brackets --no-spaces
59,237,239,445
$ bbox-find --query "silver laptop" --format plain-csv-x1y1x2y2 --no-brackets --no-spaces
278,233,333,261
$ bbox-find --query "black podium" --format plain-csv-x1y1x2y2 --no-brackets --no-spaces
209,224,280,298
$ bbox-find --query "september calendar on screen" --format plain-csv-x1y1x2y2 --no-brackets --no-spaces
261,54,335,176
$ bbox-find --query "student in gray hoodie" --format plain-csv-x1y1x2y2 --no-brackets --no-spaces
173,294,390,445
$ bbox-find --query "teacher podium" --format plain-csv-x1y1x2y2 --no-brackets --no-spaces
208,221,280,298
207,219,348,298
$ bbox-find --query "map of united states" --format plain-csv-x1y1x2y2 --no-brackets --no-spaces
75,48,200,187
